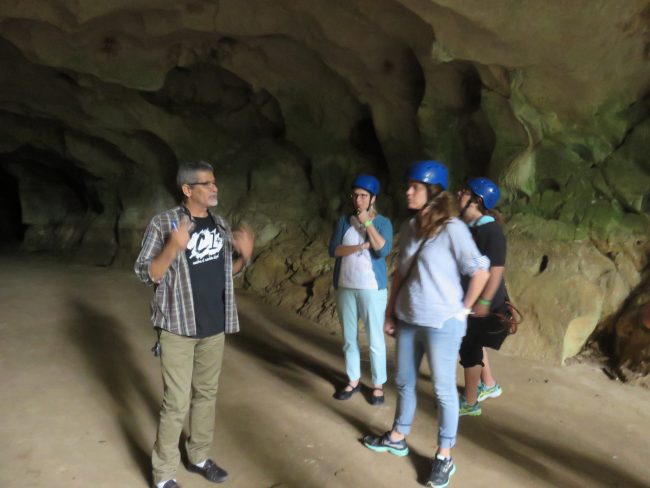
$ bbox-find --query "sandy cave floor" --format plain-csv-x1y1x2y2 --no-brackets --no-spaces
0,254,649,488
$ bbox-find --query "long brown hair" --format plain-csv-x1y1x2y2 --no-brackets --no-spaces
415,185,458,239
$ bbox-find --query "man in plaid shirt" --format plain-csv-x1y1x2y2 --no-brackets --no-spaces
135,161,254,488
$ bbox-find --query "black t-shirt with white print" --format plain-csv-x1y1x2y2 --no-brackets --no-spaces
185,215,226,337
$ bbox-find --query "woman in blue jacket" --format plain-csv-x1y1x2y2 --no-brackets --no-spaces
328,174,393,405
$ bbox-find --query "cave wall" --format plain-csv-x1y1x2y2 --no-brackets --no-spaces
1,1,649,373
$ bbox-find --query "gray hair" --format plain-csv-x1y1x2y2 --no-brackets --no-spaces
176,160,214,195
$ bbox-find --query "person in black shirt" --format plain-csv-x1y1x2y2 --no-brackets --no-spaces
457,177,508,417
137,161,254,488
185,213,227,338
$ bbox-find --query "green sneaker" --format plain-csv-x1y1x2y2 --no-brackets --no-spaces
477,382,502,402
363,432,409,457
459,395,481,416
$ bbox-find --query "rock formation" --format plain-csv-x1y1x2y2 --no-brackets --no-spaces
0,1,648,378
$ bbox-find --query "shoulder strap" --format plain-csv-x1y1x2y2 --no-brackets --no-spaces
401,220,450,282
403,238,426,282
393,236,427,303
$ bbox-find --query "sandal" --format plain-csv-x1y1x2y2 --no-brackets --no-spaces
371,387,385,405
333,383,361,400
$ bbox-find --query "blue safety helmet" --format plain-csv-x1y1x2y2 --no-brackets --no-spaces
406,160,448,190
351,174,380,196
467,177,501,209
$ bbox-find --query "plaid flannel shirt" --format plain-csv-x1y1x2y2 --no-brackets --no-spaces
134,206,240,336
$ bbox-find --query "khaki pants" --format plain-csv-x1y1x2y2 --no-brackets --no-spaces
152,330,225,484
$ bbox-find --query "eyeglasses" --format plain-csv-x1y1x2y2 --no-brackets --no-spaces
187,181,217,188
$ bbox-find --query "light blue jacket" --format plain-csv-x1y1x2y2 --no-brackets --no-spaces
395,218,489,327
328,214,393,290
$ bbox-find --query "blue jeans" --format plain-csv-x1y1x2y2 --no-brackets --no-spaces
335,288,388,385
393,318,466,449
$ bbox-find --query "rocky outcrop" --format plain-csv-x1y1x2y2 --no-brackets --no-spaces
587,252,650,387
502,225,648,362
0,1,649,376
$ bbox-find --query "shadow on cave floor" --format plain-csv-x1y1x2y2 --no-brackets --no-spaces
66,299,161,485
233,295,650,488
1,256,649,487
455,414,649,488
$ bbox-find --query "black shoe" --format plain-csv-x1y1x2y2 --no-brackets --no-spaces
426,456,456,488
333,383,360,400
370,387,384,405
187,459,228,484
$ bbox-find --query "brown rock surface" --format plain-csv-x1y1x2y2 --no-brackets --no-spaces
0,1,649,375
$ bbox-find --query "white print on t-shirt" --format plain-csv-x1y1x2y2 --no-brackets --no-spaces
187,228,223,265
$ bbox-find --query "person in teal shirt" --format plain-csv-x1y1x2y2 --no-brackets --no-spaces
328,174,393,405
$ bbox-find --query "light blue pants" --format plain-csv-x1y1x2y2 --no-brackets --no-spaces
393,318,466,449
335,288,388,385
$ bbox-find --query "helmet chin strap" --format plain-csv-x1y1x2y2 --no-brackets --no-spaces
355,196,374,214
366,195,376,213
427,186,442,203
461,195,486,221
460,199,472,219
